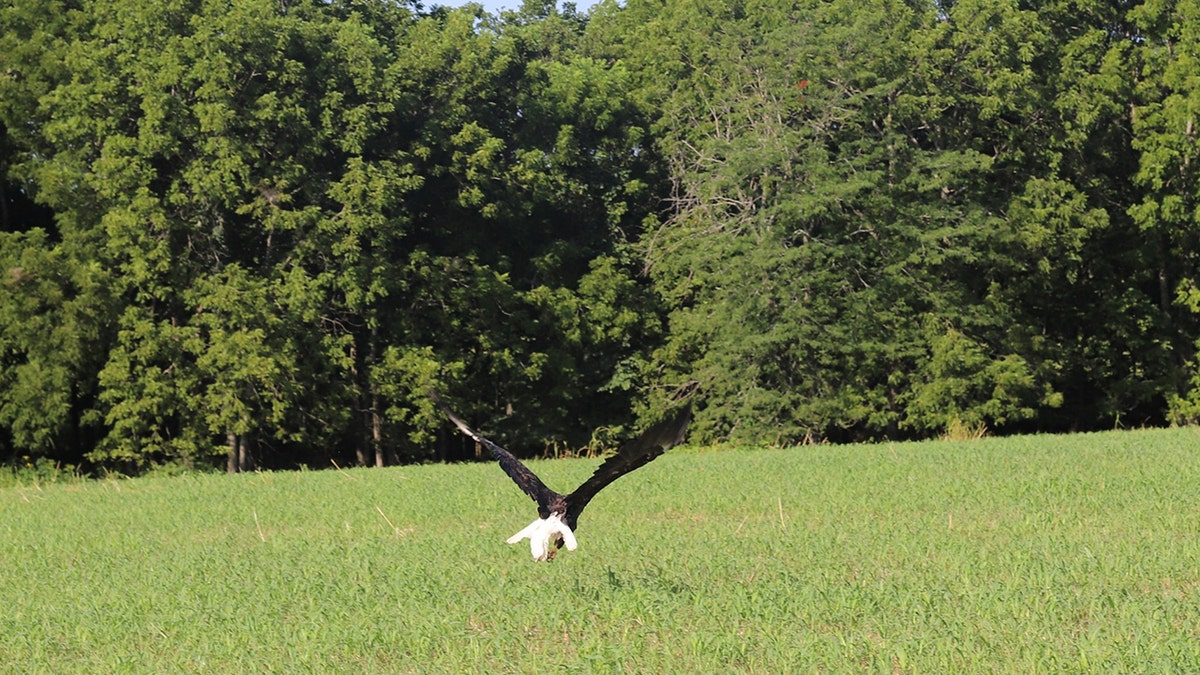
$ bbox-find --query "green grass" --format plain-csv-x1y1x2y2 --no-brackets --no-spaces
3,427,1200,673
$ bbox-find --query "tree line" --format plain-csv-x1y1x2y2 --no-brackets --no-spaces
1,0,1197,473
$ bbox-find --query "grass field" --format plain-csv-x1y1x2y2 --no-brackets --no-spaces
2,427,1200,673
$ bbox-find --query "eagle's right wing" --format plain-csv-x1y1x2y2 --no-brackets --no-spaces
437,400,558,516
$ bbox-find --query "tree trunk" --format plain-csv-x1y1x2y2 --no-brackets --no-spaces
227,432,239,473
239,434,251,472
226,432,252,473
367,327,385,467
372,393,384,468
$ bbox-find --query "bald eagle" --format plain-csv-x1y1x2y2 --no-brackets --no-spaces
437,401,692,561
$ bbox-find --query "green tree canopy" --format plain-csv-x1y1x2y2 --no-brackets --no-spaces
1,0,1198,472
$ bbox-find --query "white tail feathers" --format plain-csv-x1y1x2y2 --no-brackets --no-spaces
506,513,577,561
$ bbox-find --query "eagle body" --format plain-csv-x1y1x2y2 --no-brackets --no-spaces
437,401,692,561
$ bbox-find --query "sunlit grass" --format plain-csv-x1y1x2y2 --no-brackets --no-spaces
2,427,1199,672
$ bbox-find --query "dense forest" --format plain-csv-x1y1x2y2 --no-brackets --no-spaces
2,0,1198,474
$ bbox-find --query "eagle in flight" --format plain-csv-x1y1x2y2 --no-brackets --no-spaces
437,399,692,561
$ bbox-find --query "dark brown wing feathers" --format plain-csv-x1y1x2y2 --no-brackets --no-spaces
436,395,692,530
564,402,692,527
436,401,560,516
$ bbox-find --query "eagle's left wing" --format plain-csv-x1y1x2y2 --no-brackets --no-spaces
564,402,692,527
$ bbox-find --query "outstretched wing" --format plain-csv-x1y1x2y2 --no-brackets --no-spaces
564,402,692,528
438,401,561,517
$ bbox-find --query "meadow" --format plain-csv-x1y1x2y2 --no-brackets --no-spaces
2,427,1199,673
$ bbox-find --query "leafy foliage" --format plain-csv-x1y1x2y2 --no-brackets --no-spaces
617,0,1180,442
0,0,1198,469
